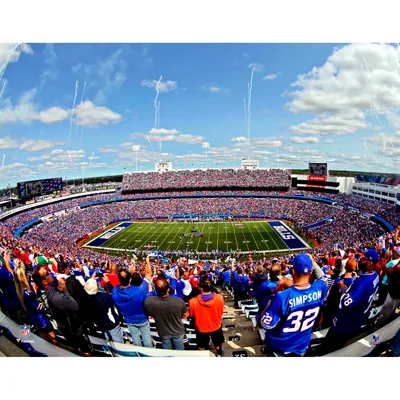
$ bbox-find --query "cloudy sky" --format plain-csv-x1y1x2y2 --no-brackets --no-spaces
1,42,400,187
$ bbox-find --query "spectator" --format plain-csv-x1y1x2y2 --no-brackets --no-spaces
375,249,400,328
0,250,24,323
320,250,380,355
189,276,225,356
221,268,231,292
100,263,120,293
144,277,189,350
181,270,193,302
13,259,56,342
84,277,123,343
32,266,91,356
250,264,269,292
254,263,282,317
323,258,357,329
260,254,327,356
111,259,153,348
231,265,250,308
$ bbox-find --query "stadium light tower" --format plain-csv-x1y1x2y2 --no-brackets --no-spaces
202,142,210,169
132,145,140,172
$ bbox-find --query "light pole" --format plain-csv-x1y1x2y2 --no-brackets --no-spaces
202,142,210,169
132,145,140,172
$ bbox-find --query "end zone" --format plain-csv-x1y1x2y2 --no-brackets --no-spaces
267,220,310,251
83,221,133,249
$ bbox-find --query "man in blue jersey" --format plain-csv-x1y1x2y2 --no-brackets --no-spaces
261,254,327,356
221,268,231,292
320,249,380,355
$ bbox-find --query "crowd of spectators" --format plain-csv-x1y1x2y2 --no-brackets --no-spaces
121,169,292,191
0,196,383,260
1,220,400,357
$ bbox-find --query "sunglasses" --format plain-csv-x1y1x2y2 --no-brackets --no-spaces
42,270,50,279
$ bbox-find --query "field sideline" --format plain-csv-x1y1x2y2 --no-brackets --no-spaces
82,220,310,254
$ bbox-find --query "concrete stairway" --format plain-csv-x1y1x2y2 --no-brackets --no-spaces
221,291,264,357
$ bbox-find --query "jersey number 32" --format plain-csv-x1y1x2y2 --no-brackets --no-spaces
283,307,320,333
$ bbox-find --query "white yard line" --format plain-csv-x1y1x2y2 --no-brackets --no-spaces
231,221,240,251
257,221,282,251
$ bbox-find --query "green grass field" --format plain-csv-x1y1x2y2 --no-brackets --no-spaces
83,220,310,254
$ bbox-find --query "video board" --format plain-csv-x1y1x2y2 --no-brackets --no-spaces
17,177,63,199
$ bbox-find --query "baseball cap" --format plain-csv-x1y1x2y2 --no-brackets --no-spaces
338,244,343,248
292,254,312,274
37,256,52,266
364,249,379,263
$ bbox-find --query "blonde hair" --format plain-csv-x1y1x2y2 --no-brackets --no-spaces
13,260,30,312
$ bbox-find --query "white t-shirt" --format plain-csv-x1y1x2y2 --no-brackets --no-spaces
182,279,192,296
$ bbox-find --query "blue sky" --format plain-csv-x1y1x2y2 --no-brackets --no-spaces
1,42,400,188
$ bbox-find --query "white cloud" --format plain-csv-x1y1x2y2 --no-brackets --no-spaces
40,44,58,89
324,139,335,144
141,79,178,93
99,148,118,153
262,73,278,80
0,88,68,125
289,113,369,136
38,107,68,123
290,136,320,144
27,154,51,162
130,128,204,145
0,43,33,66
20,140,66,152
202,85,221,93
72,49,127,104
248,63,264,72
0,136,19,149
286,43,400,115
73,101,122,127
174,134,205,144
282,145,323,156
230,137,282,148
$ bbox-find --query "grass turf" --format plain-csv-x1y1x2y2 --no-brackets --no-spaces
83,220,307,254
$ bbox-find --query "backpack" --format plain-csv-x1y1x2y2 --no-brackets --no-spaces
388,268,400,300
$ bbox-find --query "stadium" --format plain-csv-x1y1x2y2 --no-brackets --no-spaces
1,165,400,358
2,41,400,361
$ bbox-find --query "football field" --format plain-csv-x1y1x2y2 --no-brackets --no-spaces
82,220,310,254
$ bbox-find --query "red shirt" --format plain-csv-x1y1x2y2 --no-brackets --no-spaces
328,257,337,267
100,273,120,289
189,275,199,288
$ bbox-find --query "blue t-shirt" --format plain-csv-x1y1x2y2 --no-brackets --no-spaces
232,272,249,292
261,279,327,355
331,272,380,337
222,271,231,283
175,280,185,299
112,279,149,324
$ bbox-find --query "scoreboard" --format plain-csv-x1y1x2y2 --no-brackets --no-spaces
17,177,63,199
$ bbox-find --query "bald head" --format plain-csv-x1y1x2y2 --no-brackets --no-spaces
155,277,170,297
110,263,119,274
270,264,282,281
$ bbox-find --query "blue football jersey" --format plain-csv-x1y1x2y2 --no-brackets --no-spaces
331,272,379,337
261,279,327,355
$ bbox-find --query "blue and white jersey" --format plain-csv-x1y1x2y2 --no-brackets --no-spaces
331,272,380,337
261,279,327,355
